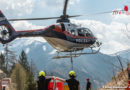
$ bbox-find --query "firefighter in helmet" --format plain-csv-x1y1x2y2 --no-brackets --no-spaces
58,70,80,90
37,71,51,90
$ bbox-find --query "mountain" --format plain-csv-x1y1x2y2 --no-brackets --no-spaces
0,38,128,89
116,49,130,60
99,68,128,90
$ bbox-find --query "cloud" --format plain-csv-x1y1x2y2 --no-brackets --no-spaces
25,48,30,54
69,0,80,5
71,19,130,54
112,14,130,24
41,0,63,10
0,0,81,17
12,21,44,30
0,0,36,16
42,46,46,51
11,21,46,43
41,0,80,11
49,49,57,55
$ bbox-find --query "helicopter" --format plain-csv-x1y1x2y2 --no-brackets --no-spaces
0,0,102,59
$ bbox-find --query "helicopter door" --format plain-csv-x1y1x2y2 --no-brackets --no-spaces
60,23,65,31
71,30,75,36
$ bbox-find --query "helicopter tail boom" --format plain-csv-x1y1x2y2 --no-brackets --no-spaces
0,10,16,44
0,10,16,32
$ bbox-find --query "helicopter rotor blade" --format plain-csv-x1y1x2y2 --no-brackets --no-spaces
86,10,124,15
8,15,81,21
8,17,60,21
68,15,82,18
69,10,125,18
63,0,69,16
8,10,124,21
78,10,125,17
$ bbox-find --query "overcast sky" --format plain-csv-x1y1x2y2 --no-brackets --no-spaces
0,0,130,54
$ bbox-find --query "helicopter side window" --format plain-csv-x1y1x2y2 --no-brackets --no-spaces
71,30,75,36
86,32,91,37
78,29,85,36
84,28,92,37
60,23,65,31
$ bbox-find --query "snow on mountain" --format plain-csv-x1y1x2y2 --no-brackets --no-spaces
0,38,128,89
25,48,30,54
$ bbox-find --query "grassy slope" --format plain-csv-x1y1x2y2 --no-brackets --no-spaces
99,68,129,90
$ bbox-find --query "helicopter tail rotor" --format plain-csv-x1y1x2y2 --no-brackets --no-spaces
0,10,16,44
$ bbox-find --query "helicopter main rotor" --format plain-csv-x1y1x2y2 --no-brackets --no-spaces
63,0,69,16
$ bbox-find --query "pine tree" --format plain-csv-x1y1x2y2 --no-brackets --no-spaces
0,53,5,70
18,51,37,90
19,50,29,71
10,50,38,90
24,60,37,90
3,44,17,75
10,63,27,90
10,63,37,90
24,72,37,90
0,53,9,73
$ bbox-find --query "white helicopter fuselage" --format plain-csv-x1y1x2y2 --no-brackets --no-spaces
44,22,96,52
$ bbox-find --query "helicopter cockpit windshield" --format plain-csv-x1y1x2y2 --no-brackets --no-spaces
58,23,94,37
77,28,94,37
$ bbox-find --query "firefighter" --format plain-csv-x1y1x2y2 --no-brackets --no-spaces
2,86,5,90
58,70,80,90
37,71,51,90
86,78,91,90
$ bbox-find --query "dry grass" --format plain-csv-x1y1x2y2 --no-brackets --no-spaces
99,69,129,90
0,69,6,80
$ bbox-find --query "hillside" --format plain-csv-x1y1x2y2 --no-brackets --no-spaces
99,68,129,90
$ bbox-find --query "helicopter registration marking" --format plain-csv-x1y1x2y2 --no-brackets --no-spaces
76,39,89,43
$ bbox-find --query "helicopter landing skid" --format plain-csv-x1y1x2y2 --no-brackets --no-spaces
68,47,100,56
52,47,100,59
52,54,79,59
